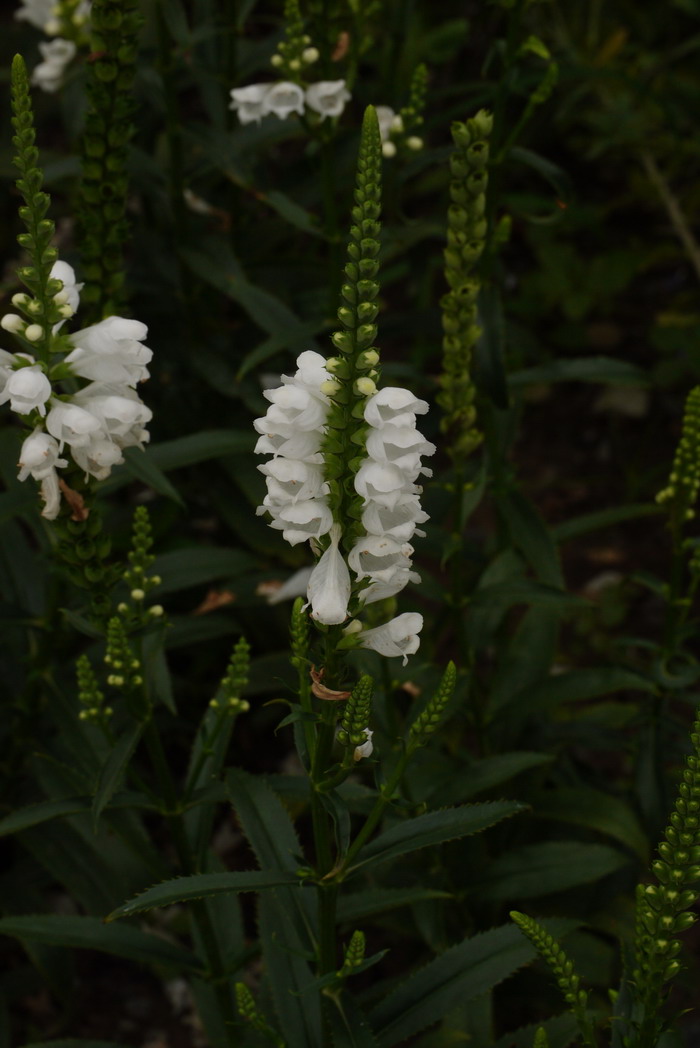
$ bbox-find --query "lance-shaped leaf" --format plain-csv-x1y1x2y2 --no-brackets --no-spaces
0,915,204,973
91,721,144,831
107,869,303,920
348,801,526,875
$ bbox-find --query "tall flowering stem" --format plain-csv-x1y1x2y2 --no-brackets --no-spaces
77,0,142,321
437,110,492,464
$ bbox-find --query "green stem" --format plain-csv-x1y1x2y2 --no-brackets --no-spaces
336,748,411,878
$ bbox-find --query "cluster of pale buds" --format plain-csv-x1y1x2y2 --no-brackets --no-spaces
229,79,350,126
254,351,334,545
16,0,91,93
1,261,152,520
375,105,424,159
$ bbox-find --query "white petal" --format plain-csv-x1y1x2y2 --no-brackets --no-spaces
364,387,429,429
359,613,423,665
307,524,351,625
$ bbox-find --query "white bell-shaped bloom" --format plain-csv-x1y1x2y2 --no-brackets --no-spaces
18,429,67,481
284,350,332,393
375,106,403,142
31,39,76,93
229,84,273,124
254,430,324,463
366,423,436,474
307,524,351,625
0,365,52,416
39,468,62,520
262,81,305,119
267,499,333,546
46,401,103,450
353,728,374,761
360,567,421,606
73,384,152,447
354,459,417,509
364,387,429,430
362,497,428,542
305,80,351,120
0,349,17,395
259,458,327,505
50,260,83,315
359,612,424,665
71,437,124,480
348,534,413,583
15,0,54,29
66,316,151,386
259,383,329,434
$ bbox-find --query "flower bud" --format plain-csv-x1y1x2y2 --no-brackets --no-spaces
302,46,319,63
382,141,397,158
320,378,340,396
271,53,283,67
149,605,165,617
1,314,24,333
24,324,43,342
130,588,145,600
355,377,376,396
406,136,423,151
358,349,379,369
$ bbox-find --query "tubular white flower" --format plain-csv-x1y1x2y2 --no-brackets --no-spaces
229,83,273,124
254,430,324,462
305,80,351,120
360,567,421,606
366,423,436,472
262,81,305,119
72,384,152,447
362,497,428,542
364,387,429,429
0,365,52,416
50,260,83,315
259,383,329,435
353,728,374,761
39,468,61,520
17,429,67,481
66,316,151,385
375,106,398,143
15,0,54,29
307,523,351,625
267,499,333,546
348,535,414,583
354,459,418,509
31,39,76,93
46,400,103,450
71,437,124,480
359,612,424,665
259,458,327,505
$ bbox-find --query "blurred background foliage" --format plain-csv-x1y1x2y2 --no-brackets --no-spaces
1,0,700,1044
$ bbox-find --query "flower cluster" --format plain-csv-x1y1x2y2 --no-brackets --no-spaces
230,79,350,126
16,0,91,93
1,261,152,520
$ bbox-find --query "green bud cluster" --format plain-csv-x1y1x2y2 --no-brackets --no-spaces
510,911,595,1047
437,110,493,464
76,653,112,724
337,929,366,976
77,0,142,321
53,503,120,612
633,710,700,1044
271,0,317,78
408,661,457,749
290,596,310,669
336,675,373,747
399,63,428,148
656,386,700,527
122,506,161,607
532,1028,550,1048
104,616,142,691
211,636,251,714
321,105,383,549
9,55,65,361
235,982,284,1046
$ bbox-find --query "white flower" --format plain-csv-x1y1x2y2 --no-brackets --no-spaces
66,316,152,386
50,260,83,315
362,497,428,542
46,400,103,449
262,81,305,119
366,423,436,473
264,566,314,605
18,429,67,481
360,567,421,606
266,499,333,546
72,383,152,447
305,80,351,120
254,430,324,463
15,0,53,29
375,106,403,142
71,436,124,480
348,534,414,583
258,383,329,435
354,459,418,509
0,349,16,394
353,728,373,762
229,83,273,124
259,457,327,505
31,38,76,93
364,387,429,429
359,612,424,665
39,468,61,520
307,524,351,625
0,365,52,415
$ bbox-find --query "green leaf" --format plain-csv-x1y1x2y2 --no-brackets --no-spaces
91,722,144,831
487,606,559,719
119,447,184,505
151,547,253,595
337,888,452,924
515,667,657,715
508,147,571,203
470,579,584,611
493,1013,580,1048
499,490,563,587
147,429,255,469
236,326,320,381
0,915,204,972
264,189,323,237
475,284,509,409
370,920,574,1046
107,869,302,920
551,502,661,542
350,801,526,875
509,355,647,388
533,787,649,861
429,752,554,803
259,891,323,1048
142,628,176,713
480,841,629,900
328,994,380,1047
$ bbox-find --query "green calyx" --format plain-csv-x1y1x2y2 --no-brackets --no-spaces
78,0,143,320
10,55,64,360
437,109,493,464
320,105,382,548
